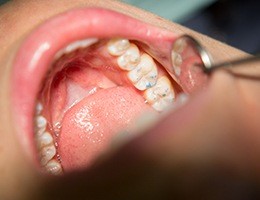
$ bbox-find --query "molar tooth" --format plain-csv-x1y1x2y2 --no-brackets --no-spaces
107,38,130,56
133,68,158,90
117,43,140,71
36,131,54,149
45,159,62,175
144,76,175,112
40,145,56,165
127,53,158,90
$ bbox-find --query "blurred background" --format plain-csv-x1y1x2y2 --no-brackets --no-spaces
123,0,260,54
1,0,259,54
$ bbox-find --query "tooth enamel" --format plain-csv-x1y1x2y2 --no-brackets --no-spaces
171,38,186,76
36,102,43,115
40,145,56,165
173,38,186,53
36,131,54,149
133,68,158,90
144,76,175,112
117,43,140,71
36,115,47,129
107,38,130,56
127,53,158,90
55,38,98,59
45,159,62,175
171,51,182,76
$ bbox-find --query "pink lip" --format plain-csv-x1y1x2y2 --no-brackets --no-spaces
11,8,178,164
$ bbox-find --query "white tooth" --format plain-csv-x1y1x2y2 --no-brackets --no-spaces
107,38,130,56
144,76,175,112
171,38,186,77
45,159,62,175
173,37,186,53
133,67,158,90
171,51,182,76
55,38,98,59
36,102,43,115
151,93,175,112
35,115,47,129
127,53,158,90
40,145,56,165
117,43,140,71
36,131,54,149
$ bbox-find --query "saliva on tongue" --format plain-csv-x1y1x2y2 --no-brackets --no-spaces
49,56,154,172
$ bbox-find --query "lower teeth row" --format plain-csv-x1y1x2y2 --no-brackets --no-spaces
34,102,62,175
34,38,178,174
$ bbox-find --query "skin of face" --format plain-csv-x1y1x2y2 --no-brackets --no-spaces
1,0,260,199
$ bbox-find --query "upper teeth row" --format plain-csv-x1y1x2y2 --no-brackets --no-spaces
34,102,62,175
107,38,175,111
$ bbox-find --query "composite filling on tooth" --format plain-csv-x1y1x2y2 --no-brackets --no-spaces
34,37,181,174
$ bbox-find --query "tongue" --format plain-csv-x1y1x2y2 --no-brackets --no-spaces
58,86,153,172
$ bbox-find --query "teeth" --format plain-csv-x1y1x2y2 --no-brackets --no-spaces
35,131,54,149
107,38,130,56
45,159,62,175
35,115,47,135
55,38,98,59
35,115,47,128
173,37,186,53
40,145,56,165
117,43,140,71
36,102,43,115
34,102,62,174
144,76,175,112
171,52,182,76
127,53,158,90
171,38,186,76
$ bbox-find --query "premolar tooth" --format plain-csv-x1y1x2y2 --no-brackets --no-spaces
107,38,130,56
144,76,175,112
117,43,140,71
40,145,56,165
36,131,54,149
127,53,158,90
45,159,62,175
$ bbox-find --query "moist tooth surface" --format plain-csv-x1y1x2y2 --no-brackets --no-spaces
144,76,175,112
107,38,130,56
117,43,141,71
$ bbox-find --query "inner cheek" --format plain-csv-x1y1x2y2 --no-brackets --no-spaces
33,39,179,174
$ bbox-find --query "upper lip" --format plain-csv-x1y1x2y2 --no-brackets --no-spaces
10,7,178,164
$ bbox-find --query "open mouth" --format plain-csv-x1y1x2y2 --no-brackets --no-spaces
11,8,208,175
